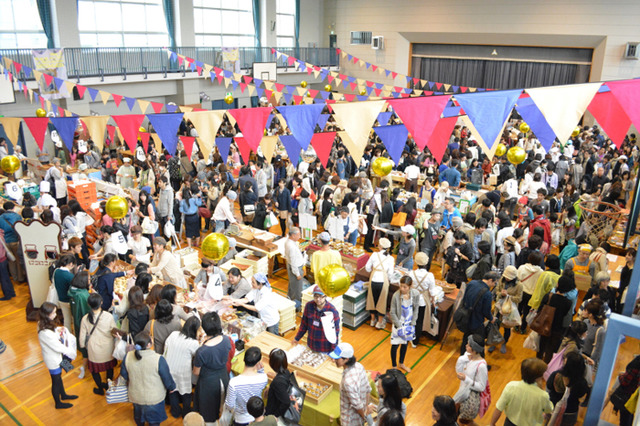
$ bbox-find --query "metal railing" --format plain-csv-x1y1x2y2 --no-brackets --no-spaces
0,47,338,81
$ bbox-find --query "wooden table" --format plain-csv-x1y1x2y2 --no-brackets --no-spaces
305,243,370,280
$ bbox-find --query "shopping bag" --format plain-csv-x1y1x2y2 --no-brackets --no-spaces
141,217,158,235
500,296,513,315
526,309,537,325
390,211,407,227
264,211,278,229
548,387,569,426
625,388,639,414
486,322,504,346
164,220,175,238
543,347,567,381
112,335,133,361
523,330,540,352
218,405,234,426
501,302,521,328
46,283,59,307
106,376,129,404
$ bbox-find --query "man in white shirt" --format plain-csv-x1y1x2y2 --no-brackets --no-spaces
224,347,268,425
326,207,357,242
212,190,238,233
404,159,421,193
285,227,306,311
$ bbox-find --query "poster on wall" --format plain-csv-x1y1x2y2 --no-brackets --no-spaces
222,47,241,74
15,220,61,308
32,48,69,100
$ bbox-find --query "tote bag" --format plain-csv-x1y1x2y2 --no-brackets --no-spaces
543,347,567,381
530,304,556,337
106,376,129,404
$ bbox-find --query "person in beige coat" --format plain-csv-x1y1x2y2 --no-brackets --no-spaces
79,293,117,396
490,266,523,354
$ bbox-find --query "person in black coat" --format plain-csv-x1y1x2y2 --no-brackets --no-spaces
265,348,297,419
239,182,257,225
252,195,273,231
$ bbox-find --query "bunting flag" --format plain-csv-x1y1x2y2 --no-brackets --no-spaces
139,132,150,153
112,114,146,152
587,90,632,148
180,136,196,159
454,90,522,151
603,80,640,139
310,132,336,167
49,117,79,151
215,137,233,162
228,107,271,151
23,117,49,151
0,117,23,146
330,100,385,165
279,135,302,165
81,115,110,151
146,113,183,155
99,90,111,105
388,96,450,149
526,83,600,145
376,111,393,126
106,125,116,144
276,103,325,149
184,110,226,161
259,136,278,164
234,137,252,164
427,116,458,163
515,96,558,152
125,97,137,111
138,100,151,114
112,94,123,107
373,124,409,165
316,114,330,131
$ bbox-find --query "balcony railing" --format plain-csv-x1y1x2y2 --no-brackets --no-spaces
0,47,338,81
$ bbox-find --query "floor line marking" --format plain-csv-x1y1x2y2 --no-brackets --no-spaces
358,334,390,362
0,308,24,320
28,378,89,411
407,342,436,373
1,361,43,382
0,400,21,425
405,347,457,408
0,383,44,426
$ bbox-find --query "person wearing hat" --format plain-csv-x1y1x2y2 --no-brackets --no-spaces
232,273,280,335
396,225,416,270
212,190,238,233
420,208,442,271
150,237,187,289
564,244,597,290
35,180,57,213
292,285,340,353
329,342,372,426
365,238,395,329
491,265,522,354
409,252,444,347
514,196,533,229
116,157,136,189
453,334,488,422
459,271,498,355
310,232,342,284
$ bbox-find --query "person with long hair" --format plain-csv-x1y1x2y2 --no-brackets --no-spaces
144,299,182,355
454,334,488,424
546,351,589,425
37,302,78,409
582,298,606,369
79,293,117,395
370,374,407,422
490,266,522,355
432,395,458,426
68,271,91,379
179,183,203,247
252,194,273,231
137,189,156,244
390,276,419,373
53,253,76,332
164,316,202,418
265,348,297,420
126,286,150,339
537,274,574,363
120,331,176,425
618,247,636,313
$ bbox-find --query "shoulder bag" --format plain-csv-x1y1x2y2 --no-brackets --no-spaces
282,372,306,424
530,302,556,337
85,311,103,347
454,286,488,333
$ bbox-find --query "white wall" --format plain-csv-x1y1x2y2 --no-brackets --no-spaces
324,0,640,86
299,0,324,47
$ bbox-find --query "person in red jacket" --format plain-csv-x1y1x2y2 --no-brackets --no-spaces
529,204,551,247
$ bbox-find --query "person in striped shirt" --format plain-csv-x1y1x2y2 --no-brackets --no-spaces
225,346,268,426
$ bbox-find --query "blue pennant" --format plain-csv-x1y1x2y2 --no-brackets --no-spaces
515,97,558,152
50,117,79,151
377,112,393,126
147,113,184,155
215,137,233,162
374,125,409,165
316,114,330,130
125,97,137,111
277,103,325,149
279,134,302,165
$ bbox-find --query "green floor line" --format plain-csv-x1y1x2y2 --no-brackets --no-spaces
358,335,390,362
1,361,42,382
408,342,436,373
0,400,21,425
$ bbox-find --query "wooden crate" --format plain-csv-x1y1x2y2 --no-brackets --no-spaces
174,247,199,267
295,370,333,404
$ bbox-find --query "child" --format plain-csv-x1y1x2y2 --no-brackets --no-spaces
194,260,226,301
247,396,277,426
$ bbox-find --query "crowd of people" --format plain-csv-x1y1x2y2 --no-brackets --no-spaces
6,111,636,426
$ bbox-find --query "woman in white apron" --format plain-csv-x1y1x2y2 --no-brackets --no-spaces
365,238,394,330
410,253,444,347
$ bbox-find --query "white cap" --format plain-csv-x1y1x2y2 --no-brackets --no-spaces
401,225,415,235
40,181,51,193
123,157,131,162
329,343,354,359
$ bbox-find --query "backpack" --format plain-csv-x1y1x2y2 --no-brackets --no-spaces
385,368,412,398
454,286,488,333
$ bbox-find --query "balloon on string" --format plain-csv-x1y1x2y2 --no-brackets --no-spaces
35,108,47,118
519,123,530,133
201,233,229,261
1,155,21,174
224,94,234,105
495,143,507,157
371,157,394,177
317,264,351,297
324,84,332,92
507,146,526,165
105,195,129,220
571,127,580,138
300,81,307,88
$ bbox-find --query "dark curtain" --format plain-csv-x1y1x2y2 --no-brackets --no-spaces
162,0,176,50
252,0,262,61
416,58,579,90
294,0,301,56
36,0,55,48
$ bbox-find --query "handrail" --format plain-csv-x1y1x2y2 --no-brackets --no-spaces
0,47,337,80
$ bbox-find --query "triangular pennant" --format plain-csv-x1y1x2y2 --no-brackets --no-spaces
215,137,233,162
145,113,183,155
106,124,116,144
228,107,272,151
316,114,330,130
138,100,151,114
235,137,252,163
526,83,600,144
139,132,150,153
99,90,111,105
330,101,385,165
454,90,521,151
374,125,409,165
376,111,393,126
43,73,54,86
426,116,458,163
87,87,99,101
259,135,278,164
166,104,179,113
50,117,79,151
276,103,325,149
338,131,365,167
587,90,632,148
81,115,110,151
310,132,336,167
111,93,123,107
150,102,164,114
459,115,495,158
75,84,86,99
23,117,49,151
388,96,450,150
279,135,302,165
604,80,640,141
124,97,137,111
179,136,196,159
184,110,226,161
515,97,557,152
112,114,146,152
0,117,22,146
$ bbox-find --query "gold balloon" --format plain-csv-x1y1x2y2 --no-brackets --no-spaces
105,196,129,220
507,146,526,165
201,233,229,261
324,84,332,92
35,108,47,118
317,264,351,297
371,157,394,177
306,91,312,98
495,143,507,157
300,81,308,88
519,123,530,134
224,94,234,105
138,126,146,133
359,88,367,96
571,127,580,138
1,155,20,174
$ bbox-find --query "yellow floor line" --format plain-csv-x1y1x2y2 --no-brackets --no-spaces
0,308,24,320
28,378,89,410
405,347,457,408
0,383,45,426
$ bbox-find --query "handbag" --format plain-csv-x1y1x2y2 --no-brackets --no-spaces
530,303,556,337
283,373,306,424
141,216,159,235
198,207,212,219
60,356,74,372
218,404,234,426
548,387,569,426
164,220,175,238
486,322,504,346
526,309,538,325
264,211,278,229
46,281,59,307
106,376,129,404
0,235,15,262
390,211,407,227
523,330,540,351
625,388,639,414
543,346,567,381
465,263,477,279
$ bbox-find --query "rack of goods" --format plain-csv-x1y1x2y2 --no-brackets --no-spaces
306,237,369,277
342,286,368,330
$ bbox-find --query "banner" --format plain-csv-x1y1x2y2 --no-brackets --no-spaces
32,49,68,100
222,47,241,74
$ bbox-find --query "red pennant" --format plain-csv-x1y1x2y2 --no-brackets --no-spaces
39,96,45,107
435,82,443,90
139,132,150,153
374,89,382,96
275,83,285,92
58,106,65,116
7,72,12,82
311,132,336,167
343,94,355,102
349,82,357,91
234,137,252,163
353,58,358,64
196,65,202,75
366,81,375,88
306,67,313,75
308,89,319,98
336,48,341,54
391,72,397,79
22,84,28,99
271,48,276,54
13,62,22,74
427,117,458,163
587,91,632,148
228,107,272,151
401,93,410,98
371,65,378,72
606,80,640,138
43,73,54,86
264,90,273,100
177,56,184,66
180,136,196,159
76,84,87,99
112,114,146,152
239,83,247,93
243,76,253,84
388,95,451,150
112,94,123,107
287,56,296,66
293,95,303,104
460,86,468,93
23,117,49,151
150,102,164,114
106,125,115,144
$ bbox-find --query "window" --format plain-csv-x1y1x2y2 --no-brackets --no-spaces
78,0,169,47
276,0,295,48
350,31,372,45
193,0,255,48
0,0,47,49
